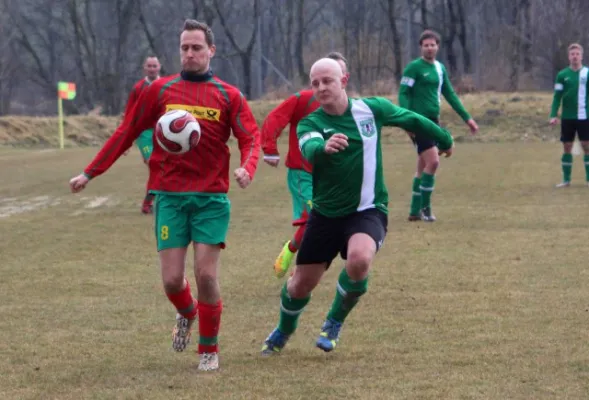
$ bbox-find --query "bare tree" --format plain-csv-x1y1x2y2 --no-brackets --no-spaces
381,0,404,81
0,0,21,115
213,0,260,98
5,0,589,115
454,0,471,73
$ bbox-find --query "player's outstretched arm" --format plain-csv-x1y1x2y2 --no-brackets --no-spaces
261,94,299,166
440,66,475,132
375,97,454,151
69,84,159,193
550,72,564,124
230,91,261,189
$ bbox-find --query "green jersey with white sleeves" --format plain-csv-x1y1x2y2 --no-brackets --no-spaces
550,66,589,120
297,97,454,218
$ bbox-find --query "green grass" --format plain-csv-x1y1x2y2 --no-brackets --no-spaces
1,141,588,399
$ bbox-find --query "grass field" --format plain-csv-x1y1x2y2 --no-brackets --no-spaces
1,139,588,400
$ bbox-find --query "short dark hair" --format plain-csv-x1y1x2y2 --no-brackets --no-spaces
182,19,215,46
325,51,348,69
419,29,441,45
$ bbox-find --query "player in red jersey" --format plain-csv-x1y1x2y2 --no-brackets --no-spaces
123,56,161,214
68,20,261,371
262,52,349,278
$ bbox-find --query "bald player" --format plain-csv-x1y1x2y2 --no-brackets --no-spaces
261,57,454,356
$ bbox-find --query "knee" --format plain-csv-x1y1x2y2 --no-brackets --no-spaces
195,267,218,294
162,273,185,293
345,249,373,280
288,275,317,298
426,156,440,171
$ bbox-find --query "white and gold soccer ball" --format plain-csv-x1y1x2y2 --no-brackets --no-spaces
155,109,201,154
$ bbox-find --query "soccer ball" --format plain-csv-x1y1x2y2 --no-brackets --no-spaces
155,110,201,154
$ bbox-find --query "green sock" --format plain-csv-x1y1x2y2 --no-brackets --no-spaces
584,154,589,182
277,283,310,335
326,269,368,323
420,172,435,209
562,153,573,183
409,177,421,216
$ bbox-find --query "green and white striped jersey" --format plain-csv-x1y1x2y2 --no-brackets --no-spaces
550,66,589,120
297,97,453,218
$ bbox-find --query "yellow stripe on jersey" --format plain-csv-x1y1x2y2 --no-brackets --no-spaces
166,104,221,122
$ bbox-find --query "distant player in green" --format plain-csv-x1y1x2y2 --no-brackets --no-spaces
399,30,478,222
261,57,454,355
123,56,161,214
550,42,589,188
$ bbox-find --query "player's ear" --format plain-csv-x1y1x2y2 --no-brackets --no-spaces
209,44,216,59
341,74,349,88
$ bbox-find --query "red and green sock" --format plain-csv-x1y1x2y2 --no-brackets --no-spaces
165,280,197,320
197,300,223,354
288,223,307,252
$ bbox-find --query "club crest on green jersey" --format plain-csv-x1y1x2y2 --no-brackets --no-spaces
359,118,376,138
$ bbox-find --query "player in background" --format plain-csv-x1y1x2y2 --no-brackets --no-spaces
261,52,349,279
399,29,478,222
68,20,261,371
261,58,454,355
123,56,161,214
550,43,589,187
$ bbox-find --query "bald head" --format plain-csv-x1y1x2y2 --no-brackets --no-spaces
144,56,161,81
310,58,343,80
309,57,348,111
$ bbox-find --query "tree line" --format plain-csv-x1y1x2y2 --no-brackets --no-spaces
0,0,587,116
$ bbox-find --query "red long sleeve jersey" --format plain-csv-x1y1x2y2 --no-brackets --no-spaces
261,89,318,173
84,73,261,194
124,78,150,117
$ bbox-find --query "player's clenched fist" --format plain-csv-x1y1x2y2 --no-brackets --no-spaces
234,167,251,189
438,145,454,158
324,133,348,154
69,174,89,193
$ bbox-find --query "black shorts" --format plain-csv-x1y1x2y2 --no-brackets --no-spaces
411,117,440,154
296,208,388,268
561,119,589,142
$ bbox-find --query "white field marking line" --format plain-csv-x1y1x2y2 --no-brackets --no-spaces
71,195,116,216
85,196,110,209
0,195,60,218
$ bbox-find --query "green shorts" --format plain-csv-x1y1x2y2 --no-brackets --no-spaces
154,193,231,251
135,129,154,161
287,168,313,226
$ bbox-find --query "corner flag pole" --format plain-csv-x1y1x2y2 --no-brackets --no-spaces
57,81,76,150
58,97,64,150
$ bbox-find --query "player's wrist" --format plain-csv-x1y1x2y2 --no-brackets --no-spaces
82,172,92,180
263,154,280,160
